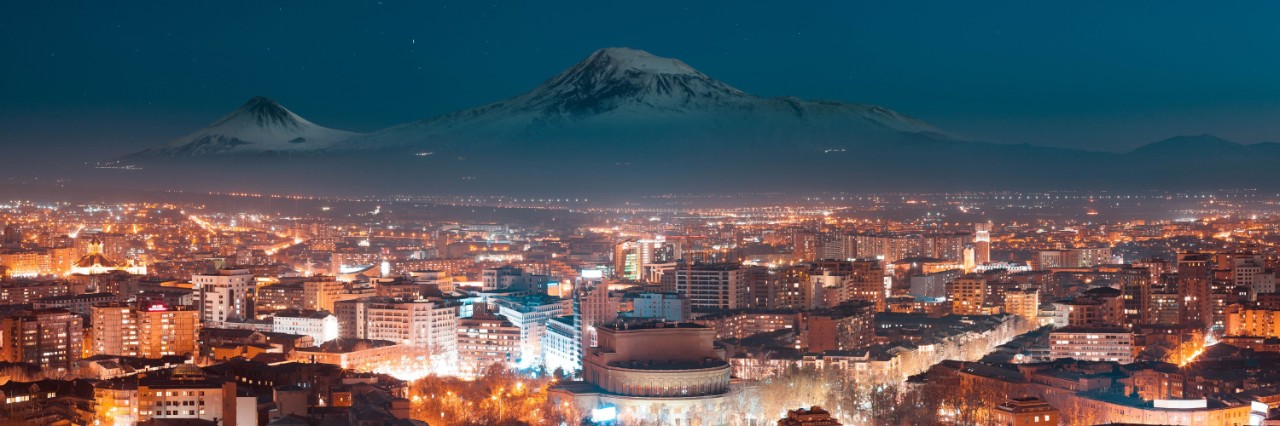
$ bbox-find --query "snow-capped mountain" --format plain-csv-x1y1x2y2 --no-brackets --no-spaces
130,96,360,157
343,47,946,154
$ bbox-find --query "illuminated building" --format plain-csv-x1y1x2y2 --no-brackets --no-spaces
992,397,1058,426
801,300,876,353
298,276,363,312
1178,253,1214,329
497,295,571,368
793,230,818,261
1062,286,1125,328
272,309,339,344
70,237,146,275
0,308,83,374
1216,252,1274,295
92,302,140,357
1147,292,1183,326
613,237,673,282
331,250,383,279
456,310,521,377
93,302,201,358
543,315,581,374
334,296,458,369
854,231,968,263
193,268,255,324
1037,247,1112,270
910,269,960,299
1049,327,1134,363
551,322,731,423
778,405,842,425
138,303,201,358
291,338,409,372
0,249,53,277
34,291,119,315
626,292,690,322
817,232,857,261
949,274,988,315
93,364,254,425
1224,304,1280,338
663,262,747,310
481,265,550,292
974,221,991,265
840,258,886,311
1004,288,1040,323
694,308,802,340
255,282,305,312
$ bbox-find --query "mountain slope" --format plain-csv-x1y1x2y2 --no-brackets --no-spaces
129,96,361,157
343,47,946,155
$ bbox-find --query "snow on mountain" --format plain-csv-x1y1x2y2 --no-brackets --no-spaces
343,47,946,154
130,96,360,157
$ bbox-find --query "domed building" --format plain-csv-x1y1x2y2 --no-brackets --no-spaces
70,237,145,276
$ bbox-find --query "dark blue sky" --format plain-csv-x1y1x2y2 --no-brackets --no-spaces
3,1,1279,161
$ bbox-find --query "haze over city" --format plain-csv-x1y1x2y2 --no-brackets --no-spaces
2,2,1280,426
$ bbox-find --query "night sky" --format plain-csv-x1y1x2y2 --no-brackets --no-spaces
3,1,1280,163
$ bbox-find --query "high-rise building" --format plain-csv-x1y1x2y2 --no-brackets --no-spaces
497,295,571,368
802,301,876,353
0,308,83,373
1178,253,1214,329
949,274,987,315
92,302,200,358
663,263,747,311
974,221,992,265
457,310,521,377
1004,288,1040,323
193,268,255,324
136,303,201,358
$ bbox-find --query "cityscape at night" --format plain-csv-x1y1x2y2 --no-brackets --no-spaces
4,2,1280,425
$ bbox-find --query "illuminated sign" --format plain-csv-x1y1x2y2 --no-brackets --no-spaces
581,269,604,279
147,304,169,312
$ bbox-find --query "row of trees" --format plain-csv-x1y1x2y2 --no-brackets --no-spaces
408,364,579,426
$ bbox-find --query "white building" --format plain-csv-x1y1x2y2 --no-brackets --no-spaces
1049,327,1134,364
335,296,459,371
272,310,339,344
482,266,548,292
543,315,580,375
193,269,254,324
496,295,571,369
663,263,746,310
627,292,690,322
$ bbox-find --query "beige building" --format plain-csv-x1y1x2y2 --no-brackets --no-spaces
1004,288,1040,323
1049,327,1134,364
92,302,200,358
950,274,987,315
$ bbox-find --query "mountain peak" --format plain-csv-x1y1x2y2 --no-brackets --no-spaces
511,47,745,115
222,96,298,129
127,96,359,157
584,47,704,77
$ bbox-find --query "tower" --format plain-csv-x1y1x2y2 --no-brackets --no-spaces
1177,253,1213,329
974,221,992,265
